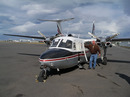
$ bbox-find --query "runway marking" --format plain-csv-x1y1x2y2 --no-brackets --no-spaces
43,80,46,83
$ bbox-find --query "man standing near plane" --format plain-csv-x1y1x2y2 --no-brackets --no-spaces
85,40,101,69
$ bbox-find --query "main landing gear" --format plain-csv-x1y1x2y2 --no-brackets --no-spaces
101,46,108,65
102,57,107,65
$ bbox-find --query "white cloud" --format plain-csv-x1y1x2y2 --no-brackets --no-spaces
95,21,119,37
97,22,118,33
21,4,59,15
64,21,83,33
11,21,36,32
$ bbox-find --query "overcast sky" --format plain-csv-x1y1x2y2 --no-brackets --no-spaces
0,0,130,40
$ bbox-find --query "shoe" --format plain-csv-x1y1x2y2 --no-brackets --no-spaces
93,67,95,69
88,67,91,69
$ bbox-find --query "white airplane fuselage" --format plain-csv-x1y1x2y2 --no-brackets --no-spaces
39,36,96,70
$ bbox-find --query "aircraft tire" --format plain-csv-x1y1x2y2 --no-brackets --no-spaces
102,57,107,65
40,70,47,79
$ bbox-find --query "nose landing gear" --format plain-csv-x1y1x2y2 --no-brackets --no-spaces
37,66,50,82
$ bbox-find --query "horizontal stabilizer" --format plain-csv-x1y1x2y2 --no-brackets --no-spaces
38,18,74,22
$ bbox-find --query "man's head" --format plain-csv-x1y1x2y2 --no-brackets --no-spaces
92,40,96,45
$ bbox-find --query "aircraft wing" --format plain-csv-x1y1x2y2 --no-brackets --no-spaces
3,34,46,40
111,38,130,41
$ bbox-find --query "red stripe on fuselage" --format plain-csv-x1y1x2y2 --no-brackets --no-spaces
40,54,78,62
39,51,89,62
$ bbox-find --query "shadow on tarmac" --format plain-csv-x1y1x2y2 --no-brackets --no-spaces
18,53,40,57
108,59,130,64
37,66,79,82
115,72,130,85
50,65,79,76
96,58,130,64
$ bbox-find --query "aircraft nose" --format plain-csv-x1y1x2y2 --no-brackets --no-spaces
40,49,72,59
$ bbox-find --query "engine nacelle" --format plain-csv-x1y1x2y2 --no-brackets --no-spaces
106,42,112,47
96,42,112,48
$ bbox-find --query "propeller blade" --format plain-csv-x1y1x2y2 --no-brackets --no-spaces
106,33,119,41
88,32,100,41
37,31,46,39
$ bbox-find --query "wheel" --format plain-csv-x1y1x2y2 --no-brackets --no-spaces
41,69,47,79
102,57,107,65
37,70,47,82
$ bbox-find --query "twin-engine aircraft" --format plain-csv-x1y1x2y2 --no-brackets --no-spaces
4,18,130,80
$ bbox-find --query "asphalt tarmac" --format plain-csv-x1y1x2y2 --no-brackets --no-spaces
0,42,130,97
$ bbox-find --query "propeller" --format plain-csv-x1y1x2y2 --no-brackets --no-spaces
88,32,119,42
37,30,57,46
88,21,119,42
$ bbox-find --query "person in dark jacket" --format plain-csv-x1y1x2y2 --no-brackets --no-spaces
85,40,101,69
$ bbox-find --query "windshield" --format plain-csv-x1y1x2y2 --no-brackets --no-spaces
59,39,72,49
51,39,60,47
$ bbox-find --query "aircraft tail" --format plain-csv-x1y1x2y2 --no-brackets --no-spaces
38,18,74,35
92,21,95,35
57,24,62,35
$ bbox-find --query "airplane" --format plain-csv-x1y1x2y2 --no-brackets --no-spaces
3,18,130,81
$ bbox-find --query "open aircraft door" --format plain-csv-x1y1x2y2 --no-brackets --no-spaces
82,40,92,62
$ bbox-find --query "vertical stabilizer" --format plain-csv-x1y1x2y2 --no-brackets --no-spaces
92,21,95,35
57,22,62,35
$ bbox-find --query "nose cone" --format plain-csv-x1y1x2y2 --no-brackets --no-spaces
40,49,72,59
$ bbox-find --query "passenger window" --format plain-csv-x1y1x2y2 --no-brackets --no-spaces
66,40,72,48
73,42,76,50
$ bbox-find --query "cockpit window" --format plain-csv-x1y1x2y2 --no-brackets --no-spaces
51,39,60,47
59,39,72,49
